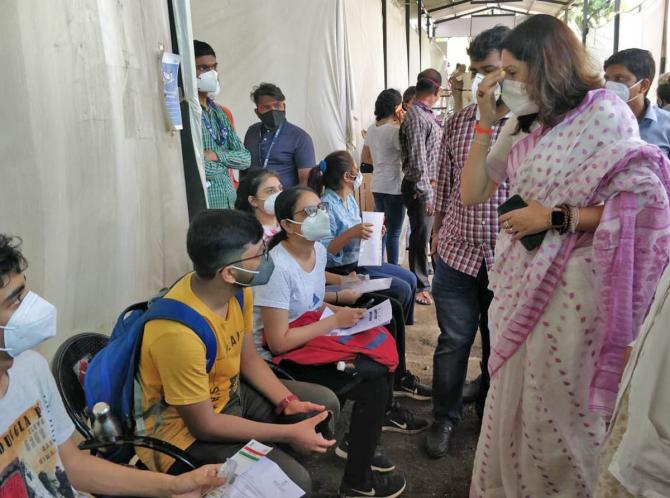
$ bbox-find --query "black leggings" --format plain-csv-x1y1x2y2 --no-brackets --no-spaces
280,361,391,487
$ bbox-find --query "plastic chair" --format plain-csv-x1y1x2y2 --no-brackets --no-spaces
51,332,197,470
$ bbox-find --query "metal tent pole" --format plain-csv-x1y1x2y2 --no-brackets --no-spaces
613,0,621,53
382,0,388,88
582,0,589,46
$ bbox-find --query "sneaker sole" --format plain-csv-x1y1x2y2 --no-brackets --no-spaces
382,424,428,435
393,389,432,401
335,447,395,473
339,481,406,498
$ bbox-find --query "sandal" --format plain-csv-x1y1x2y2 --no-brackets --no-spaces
415,291,433,305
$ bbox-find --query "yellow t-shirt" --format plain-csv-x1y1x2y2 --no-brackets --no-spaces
135,273,253,472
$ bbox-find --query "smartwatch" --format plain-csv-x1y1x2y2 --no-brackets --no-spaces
551,208,566,229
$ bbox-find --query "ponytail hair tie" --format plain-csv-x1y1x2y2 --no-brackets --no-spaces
319,160,327,173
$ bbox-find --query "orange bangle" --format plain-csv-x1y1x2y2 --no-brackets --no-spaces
474,123,494,135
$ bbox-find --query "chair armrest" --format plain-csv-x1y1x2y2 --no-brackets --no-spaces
265,360,295,381
79,436,197,470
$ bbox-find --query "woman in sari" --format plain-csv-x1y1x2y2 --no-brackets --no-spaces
461,15,670,497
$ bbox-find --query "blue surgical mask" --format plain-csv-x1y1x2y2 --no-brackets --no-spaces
605,80,642,103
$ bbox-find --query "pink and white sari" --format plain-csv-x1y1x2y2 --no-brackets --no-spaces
470,89,670,498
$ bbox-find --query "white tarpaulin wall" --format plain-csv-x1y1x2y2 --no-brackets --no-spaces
191,0,444,163
191,0,356,161
0,0,192,359
387,0,410,91
587,0,669,100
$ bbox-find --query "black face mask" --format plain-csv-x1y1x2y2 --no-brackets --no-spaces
259,110,286,130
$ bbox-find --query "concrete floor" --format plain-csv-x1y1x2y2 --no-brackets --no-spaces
304,297,484,497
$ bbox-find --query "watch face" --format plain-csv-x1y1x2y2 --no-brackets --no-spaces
551,210,565,227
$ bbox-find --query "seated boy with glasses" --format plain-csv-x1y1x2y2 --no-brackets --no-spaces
134,209,339,497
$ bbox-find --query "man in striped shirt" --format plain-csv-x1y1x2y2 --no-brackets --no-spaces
425,26,511,459
194,40,250,208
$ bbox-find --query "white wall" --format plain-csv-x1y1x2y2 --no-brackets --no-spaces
0,0,192,359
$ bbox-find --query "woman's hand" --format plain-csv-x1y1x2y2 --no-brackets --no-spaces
476,69,509,128
337,289,363,305
334,307,366,328
348,223,374,241
499,200,551,240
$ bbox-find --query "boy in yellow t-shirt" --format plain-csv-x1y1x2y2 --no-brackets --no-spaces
135,209,339,496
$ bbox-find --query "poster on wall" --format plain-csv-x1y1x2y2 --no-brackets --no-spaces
161,51,182,130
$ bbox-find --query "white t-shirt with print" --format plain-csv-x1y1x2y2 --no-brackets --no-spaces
0,350,81,498
252,242,327,358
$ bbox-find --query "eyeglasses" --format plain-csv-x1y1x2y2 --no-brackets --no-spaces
293,202,329,218
220,241,269,268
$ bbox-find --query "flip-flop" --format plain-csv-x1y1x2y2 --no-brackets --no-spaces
415,292,433,305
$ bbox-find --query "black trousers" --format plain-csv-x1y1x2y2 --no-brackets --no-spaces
280,361,391,487
401,179,434,291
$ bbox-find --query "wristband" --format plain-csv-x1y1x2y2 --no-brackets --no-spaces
474,123,494,135
276,394,299,415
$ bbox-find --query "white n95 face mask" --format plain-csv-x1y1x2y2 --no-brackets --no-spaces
501,80,539,116
353,172,363,190
197,69,220,96
0,291,57,357
289,209,332,241
263,192,281,215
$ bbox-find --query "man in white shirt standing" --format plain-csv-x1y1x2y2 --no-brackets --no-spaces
0,234,224,498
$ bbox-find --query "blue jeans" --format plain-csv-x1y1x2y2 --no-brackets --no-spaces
361,262,417,326
372,193,406,265
431,256,492,426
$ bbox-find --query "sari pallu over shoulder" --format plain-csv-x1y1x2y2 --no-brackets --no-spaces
488,89,670,419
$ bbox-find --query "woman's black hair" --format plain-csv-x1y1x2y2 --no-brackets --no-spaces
268,186,316,250
235,169,280,213
374,89,402,121
403,86,416,104
307,150,355,195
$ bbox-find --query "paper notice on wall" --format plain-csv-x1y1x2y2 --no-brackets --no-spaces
161,52,182,130
358,211,384,266
322,299,392,337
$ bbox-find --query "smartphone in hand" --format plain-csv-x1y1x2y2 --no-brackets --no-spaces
497,194,546,251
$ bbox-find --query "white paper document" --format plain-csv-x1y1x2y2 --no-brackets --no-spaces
325,277,392,294
226,457,305,498
323,299,393,336
204,440,304,498
358,211,384,266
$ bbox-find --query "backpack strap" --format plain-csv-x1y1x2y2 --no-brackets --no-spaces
142,299,217,372
235,289,245,312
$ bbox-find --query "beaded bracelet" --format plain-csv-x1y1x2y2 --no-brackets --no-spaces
568,206,580,233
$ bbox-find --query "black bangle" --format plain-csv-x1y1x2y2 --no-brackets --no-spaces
335,292,339,305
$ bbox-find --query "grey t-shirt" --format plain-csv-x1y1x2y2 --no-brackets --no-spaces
252,242,327,358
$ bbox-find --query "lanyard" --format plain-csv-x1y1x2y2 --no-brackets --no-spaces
202,101,228,146
259,124,283,169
